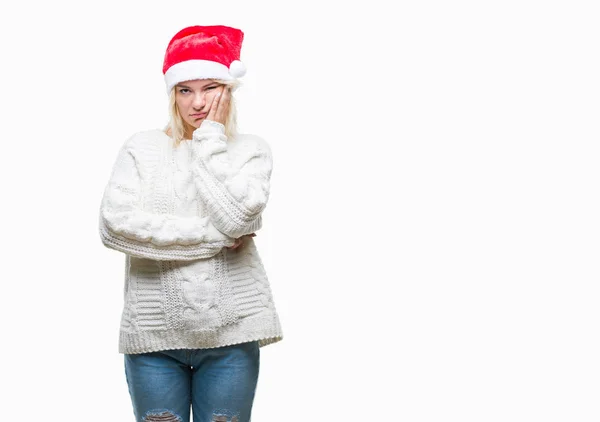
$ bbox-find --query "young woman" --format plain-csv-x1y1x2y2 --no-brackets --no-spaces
98,25,283,422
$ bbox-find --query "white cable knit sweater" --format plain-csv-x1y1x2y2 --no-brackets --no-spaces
98,119,283,354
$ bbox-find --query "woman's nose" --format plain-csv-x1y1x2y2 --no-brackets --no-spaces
192,93,206,109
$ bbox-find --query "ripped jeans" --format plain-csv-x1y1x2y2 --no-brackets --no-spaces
124,341,260,422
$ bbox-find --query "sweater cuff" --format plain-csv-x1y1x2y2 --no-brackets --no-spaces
197,119,225,134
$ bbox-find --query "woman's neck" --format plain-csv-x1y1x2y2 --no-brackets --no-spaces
183,122,195,140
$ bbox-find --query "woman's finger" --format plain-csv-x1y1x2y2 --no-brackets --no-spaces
216,87,229,123
206,91,220,121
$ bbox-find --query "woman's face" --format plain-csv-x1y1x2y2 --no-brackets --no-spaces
174,79,223,131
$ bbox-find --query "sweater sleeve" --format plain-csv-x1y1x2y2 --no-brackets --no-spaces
191,120,272,239
99,134,235,261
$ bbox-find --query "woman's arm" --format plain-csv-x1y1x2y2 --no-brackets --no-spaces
99,134,235,261
191,120,272,239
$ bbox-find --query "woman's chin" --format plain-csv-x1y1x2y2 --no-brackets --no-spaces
185,120,203,130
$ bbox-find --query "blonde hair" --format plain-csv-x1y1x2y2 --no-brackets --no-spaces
165,78,240,146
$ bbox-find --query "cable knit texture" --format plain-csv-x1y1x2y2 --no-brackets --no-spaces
99,120,283,354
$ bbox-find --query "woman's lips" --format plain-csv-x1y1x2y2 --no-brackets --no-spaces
191,113,207,119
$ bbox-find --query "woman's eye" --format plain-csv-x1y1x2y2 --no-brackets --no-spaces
206,86,218,90
179,88,190,94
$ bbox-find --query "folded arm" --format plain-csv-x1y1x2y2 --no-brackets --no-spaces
99,134,235,261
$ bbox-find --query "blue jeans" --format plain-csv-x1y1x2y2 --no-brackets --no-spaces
124,341,260,422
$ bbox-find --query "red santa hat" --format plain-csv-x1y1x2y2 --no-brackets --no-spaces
162,25,246,93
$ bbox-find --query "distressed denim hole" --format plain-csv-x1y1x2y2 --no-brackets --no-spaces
212,414,239,422
142,409,182,422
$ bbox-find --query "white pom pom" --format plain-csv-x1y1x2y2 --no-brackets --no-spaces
229,60,246,78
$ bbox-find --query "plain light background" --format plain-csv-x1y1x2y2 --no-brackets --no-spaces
1,0,599,421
